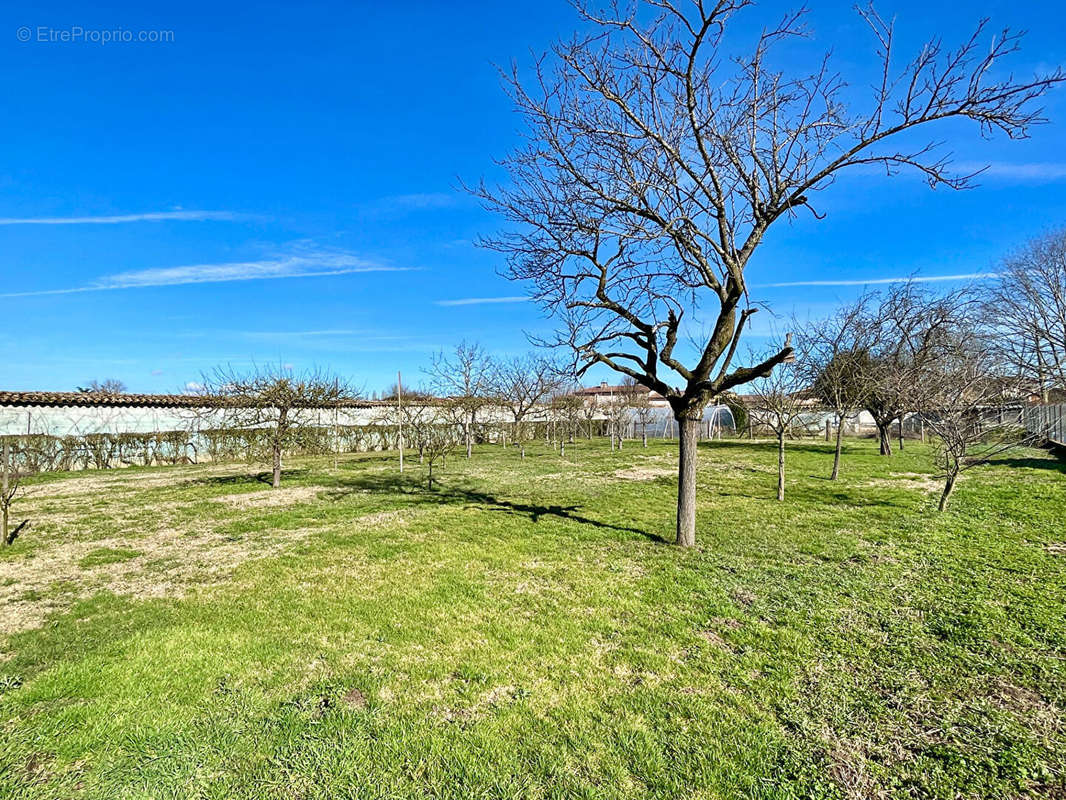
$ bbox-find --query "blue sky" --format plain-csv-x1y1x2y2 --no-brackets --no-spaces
1,0,1064,394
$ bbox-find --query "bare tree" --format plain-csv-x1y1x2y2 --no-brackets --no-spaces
580,394,600,440
200,364,353,488
603,388,631,451
490,354,560,458
426,342,495,458
421,402,464,490
911,331,1026,510
985,229,1066,401
548,382,585,453
623,376,656,447
799,297,874,478
474,0,1060,545
399,401,436,465
749,359,815,501
1,440,27,546
77,379,127,395
854,283,967,456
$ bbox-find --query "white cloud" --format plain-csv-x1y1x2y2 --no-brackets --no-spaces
435,296,528,307
754,272,999,288
957,162,1066,182
378,192,457,210
0,210,250,225
0,249,413,298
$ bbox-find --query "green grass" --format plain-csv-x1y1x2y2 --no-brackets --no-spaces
0,437,1063,799
76,548,142,569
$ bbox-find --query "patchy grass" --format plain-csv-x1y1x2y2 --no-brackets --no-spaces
76,547,142,569
0,437,1063,799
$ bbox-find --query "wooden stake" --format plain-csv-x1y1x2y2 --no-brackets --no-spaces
397,371,404,474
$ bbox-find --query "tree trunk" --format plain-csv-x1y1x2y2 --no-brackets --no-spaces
1,441,8,545
831,415,844,481
642,427,648,448
675,415,699,547
897,418,905,451
777,432,786,501
272,411,288,489
876,421,893,456
272,443,282,488
938,470,958,511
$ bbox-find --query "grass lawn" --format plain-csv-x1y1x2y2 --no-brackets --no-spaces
0,437,1063,799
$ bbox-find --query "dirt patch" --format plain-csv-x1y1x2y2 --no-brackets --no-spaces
613,467,675,481
1046,542,1066,556
986,677,1062,731
0,522,325,636
342,688,368,709
26,464,253,499
699,630,733,651
0,498,415,637
22,752,50,785
350,510,406,529
827,738,882,800
711,617,744,631
212,485,324,510
732,588,757,608
865,472,942,494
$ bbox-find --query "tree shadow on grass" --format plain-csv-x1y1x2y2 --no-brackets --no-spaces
185,469,313,488
321,471,668,544
984,455,1066,473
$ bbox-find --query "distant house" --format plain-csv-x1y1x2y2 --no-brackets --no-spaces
572,381,669,407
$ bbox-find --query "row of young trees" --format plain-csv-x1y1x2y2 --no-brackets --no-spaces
192,349,610,491
750,268,1058,512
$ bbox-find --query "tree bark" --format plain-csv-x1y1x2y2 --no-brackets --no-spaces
876,421,893,456
897,418,905,451
938,470,958,511
831,415,844,481
466,411,475,458
777,432,786,501
676,415,699,547
272,408,288,489
1,441,8,545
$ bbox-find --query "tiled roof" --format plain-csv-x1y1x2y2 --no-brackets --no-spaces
573,384,663,398
0,391,380,409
